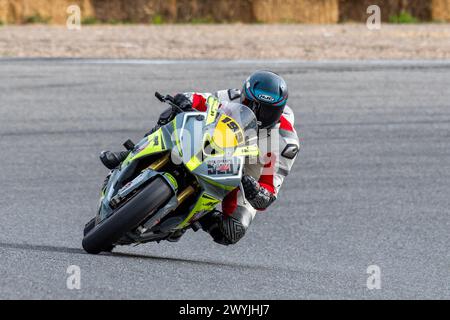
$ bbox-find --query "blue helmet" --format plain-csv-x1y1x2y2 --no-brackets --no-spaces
241,70,289,129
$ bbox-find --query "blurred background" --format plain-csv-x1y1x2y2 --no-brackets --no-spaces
1,0,450,24
0,0,449,59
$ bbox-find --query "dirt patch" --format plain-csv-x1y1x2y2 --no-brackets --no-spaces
0,24,449,60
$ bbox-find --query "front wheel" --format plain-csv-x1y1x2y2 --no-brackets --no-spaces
82,177,174,254
83,218,95,236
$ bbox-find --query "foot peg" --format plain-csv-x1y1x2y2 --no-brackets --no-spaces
167,229,186,242
191,221,202,232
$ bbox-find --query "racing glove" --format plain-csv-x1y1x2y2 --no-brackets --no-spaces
241,175,276,210
158,94,192,125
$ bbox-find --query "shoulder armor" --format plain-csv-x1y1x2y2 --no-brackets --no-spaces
216,89,241,103
228,88,241,101
282,106,295,125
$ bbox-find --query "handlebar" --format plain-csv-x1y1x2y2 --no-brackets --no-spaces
155,92,184,113
155,91,195,113
155,91,165,102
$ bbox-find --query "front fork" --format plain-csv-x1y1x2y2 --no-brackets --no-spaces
148,152,196,207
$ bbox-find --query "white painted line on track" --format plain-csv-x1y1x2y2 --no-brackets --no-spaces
1,58,450,67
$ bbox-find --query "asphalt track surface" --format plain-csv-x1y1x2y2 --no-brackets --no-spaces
0,59,449,299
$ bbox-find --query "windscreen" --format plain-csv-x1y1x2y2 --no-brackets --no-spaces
204,103,258,153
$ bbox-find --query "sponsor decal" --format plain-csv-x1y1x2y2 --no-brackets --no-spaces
258,94,275,102
153,134,159,146
207,159,240,175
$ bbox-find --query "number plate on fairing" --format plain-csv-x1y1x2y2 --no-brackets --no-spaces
206,159,241,176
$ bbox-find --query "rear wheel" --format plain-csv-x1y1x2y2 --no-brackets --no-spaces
82,177,174,254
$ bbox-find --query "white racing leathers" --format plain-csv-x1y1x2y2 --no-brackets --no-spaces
184,89,300,245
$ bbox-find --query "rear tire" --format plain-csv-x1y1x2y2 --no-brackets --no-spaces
82,177,173,254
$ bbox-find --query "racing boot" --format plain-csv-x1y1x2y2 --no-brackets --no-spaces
199,209,252,246
198,211,233,246
100,150,130,170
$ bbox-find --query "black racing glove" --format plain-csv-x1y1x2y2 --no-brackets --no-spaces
241,175,276,210
173,94,193,111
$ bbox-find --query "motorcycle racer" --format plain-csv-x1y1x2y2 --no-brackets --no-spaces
100,71,300,246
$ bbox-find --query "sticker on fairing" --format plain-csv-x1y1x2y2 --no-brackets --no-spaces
206,159,240,175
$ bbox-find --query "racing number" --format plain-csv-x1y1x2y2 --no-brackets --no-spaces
221,117,244,144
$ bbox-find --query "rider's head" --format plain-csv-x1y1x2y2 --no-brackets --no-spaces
241,71,288,129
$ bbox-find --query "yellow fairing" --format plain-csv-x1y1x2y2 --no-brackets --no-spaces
126,129,165,164
206,96,220,125
177,192,221,229
185,155,202,172
211,114,245,149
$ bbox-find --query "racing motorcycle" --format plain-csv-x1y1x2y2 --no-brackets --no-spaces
82,93,259,254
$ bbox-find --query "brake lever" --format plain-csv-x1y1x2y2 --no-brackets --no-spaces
164,94,175,103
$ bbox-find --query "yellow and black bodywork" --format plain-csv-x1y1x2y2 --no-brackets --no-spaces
96,97,259,245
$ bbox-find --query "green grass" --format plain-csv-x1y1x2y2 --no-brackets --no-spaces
106,19,122,25
189,17,215,24
0,20,4,26
151,15,165,25
389,11,419,24
83,17,134,25
81,16,99,25
24,14,51,24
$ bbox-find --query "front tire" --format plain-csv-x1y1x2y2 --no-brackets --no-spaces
82,177,173,254
83,218,96,236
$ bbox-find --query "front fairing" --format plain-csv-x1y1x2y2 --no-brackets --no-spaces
175,101,259,198
97,99,259,230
